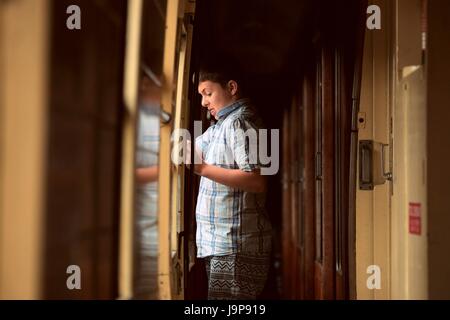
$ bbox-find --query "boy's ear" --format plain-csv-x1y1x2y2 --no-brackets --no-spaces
228,80,238,96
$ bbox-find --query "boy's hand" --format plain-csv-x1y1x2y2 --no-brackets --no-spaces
185,140,204,173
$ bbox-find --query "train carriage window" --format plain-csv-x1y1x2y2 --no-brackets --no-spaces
133,0,167,300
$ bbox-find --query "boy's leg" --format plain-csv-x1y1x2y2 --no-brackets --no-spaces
207,253,270,300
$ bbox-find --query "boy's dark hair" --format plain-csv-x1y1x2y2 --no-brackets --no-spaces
198,52,246,94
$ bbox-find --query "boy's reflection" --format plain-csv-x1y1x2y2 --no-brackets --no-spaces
133,64,161,299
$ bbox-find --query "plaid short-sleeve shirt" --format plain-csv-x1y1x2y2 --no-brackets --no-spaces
195,99,272,258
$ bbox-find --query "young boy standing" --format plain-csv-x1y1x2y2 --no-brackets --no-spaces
193,58,272,300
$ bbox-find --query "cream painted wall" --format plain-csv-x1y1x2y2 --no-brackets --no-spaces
0,0,49,299
356,0,393,300
358,0,432,300
393,67,428,299
391,0,428,300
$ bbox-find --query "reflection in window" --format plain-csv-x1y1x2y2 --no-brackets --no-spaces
132,0,167,300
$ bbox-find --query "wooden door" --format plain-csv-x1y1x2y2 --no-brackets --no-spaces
282,0,366,300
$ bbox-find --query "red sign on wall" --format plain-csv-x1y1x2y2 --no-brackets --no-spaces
409,202,421,235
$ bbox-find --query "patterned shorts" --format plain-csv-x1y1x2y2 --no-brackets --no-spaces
205,253,270,300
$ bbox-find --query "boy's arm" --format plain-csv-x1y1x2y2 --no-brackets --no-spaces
195,163,267,193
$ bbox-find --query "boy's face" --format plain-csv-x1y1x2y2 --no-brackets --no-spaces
198,80,237,119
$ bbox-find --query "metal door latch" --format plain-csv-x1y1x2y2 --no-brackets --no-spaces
359,140,392,190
